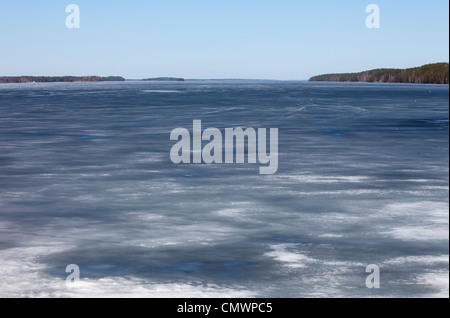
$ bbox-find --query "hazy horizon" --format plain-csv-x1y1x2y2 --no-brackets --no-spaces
1,61,449,82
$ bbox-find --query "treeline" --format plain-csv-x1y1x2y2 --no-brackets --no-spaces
0,76,125,83
309,63,449,84
101,76,126,82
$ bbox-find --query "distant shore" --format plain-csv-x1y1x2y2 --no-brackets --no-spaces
0,76,125,84
309,63,449,85
2,63,449,84
142,77,184,82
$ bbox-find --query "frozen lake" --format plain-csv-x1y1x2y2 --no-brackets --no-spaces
0,81,448,297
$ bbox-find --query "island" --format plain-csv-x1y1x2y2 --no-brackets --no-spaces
142,77,185,82
309,63,449,85
0,76,125,84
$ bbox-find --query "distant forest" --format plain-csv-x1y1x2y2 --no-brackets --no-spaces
309,63,449,84
0,76,125,84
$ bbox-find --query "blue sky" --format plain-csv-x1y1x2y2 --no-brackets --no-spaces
0,0,448,79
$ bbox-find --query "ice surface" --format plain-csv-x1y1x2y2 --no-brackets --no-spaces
0,81,448,297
